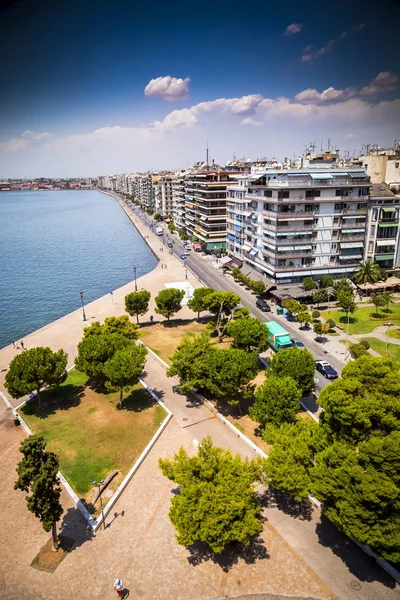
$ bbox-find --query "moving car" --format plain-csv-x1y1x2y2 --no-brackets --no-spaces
292,338,306,349
180,253,188,260
167,241,173,248
156,226,163,235
315,360,338,379
256,299,271,312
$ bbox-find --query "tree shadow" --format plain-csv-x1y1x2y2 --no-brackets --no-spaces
122,388,161,412
315,515,397,588
186,535,269,572
57,506,95,553
338,315,357,325
261,487,313,521
20,385,85,419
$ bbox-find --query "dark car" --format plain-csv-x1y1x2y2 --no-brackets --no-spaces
167,241,173,248
256,299,271,312
315,360,338,379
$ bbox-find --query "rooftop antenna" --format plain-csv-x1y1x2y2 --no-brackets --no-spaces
320,140,323,152
327,138,331,152
206,138,209,166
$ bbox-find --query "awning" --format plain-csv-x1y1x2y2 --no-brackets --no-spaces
234,225,242,232
342,214,366,219
249,249,258,256
341,228,365,233
376,239,396,246
310,173,333,179
349,172,368,178
340,242,364,248
378,223,398,228
264,242,276,250
332,172,350,177
277,246,294,251
375,254,394,260
295,245,312,250
220,255,232,265
381,207,396,213
340,254,362,259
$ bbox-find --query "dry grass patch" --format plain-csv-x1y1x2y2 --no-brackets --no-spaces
139,319,208,363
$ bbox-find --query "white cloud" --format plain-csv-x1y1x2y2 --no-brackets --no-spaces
346,133,354,139
359,72,399,97
240,117,263,127
22,130,53,141
284,23,302,35
302,22,364,62
144,76,190,101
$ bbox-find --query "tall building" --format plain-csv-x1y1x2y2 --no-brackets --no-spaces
172,175,186,229
184,170,237,251
155,176,174,217
360,143,400,191
226,168,371,283
365,184,400,270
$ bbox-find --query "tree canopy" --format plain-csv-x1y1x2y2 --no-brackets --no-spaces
75,332,130,382
303,277,317,291
227,316,270,352
159,436,263,553
187,287,214,319
155,288,185,321
269,347,315,395
83,315,139,340
337,290,357,313
103,344,147,408
15,435,63,551
333,278,353,296
167,332,214,393
125,290,151,324
249,375,301,428
353,261,384,285
5,347,68,408
202,291,240,341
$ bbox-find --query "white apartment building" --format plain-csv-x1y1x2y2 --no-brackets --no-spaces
226,168,371,283
172,175,186,229
155,176,174,217
365,184,400,270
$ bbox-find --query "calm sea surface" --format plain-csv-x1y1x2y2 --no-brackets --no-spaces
0,190,157,348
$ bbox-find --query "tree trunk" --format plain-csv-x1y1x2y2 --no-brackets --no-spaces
136,313,139,325
119,389,123,409
51,522,58,552
36,388,42,410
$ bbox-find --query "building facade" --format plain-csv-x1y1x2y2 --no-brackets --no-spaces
226,168,371,283
172,175,186,229
365,184,400,270
155,176,174,217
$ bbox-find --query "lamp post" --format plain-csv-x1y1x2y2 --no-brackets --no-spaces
133,265,137,292
93,480,106,529
79,290,87,322
344,308,350,360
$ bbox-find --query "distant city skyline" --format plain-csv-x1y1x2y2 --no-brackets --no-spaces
0,0,399,177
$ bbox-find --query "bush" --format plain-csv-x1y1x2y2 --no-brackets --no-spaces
326,318,336,330
349,343,368,359
303,277,317,291
359,339,370,350
312,310,320,319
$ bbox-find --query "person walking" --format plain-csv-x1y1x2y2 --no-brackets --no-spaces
11,340,17,349
20,340,25,351
114,578,124,597
185,271,188,280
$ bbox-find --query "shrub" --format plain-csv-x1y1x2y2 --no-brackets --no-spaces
349,343,368,359
326,318,336,330
312,310,320,319
303,277,317,291
359,339,370,350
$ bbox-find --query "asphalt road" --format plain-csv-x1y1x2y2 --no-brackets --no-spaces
127,203,344,401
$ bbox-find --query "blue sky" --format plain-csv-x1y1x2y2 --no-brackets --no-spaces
0,0,399,176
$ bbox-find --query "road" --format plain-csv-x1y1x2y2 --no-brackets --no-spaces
126,202,344,400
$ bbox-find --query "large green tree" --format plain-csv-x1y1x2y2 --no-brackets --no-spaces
103,344,147,408
187,287,214,319
202,291,240,341
298,311,312,329
5,347,68,409
333,278,353,296
159,436,263,553
313,289,328,308
125,290,151,324
249,375,301,428
167,332,215,392
155,288,185,321
337,290,357,313
269,347,315,395
82,315,139,340
227,316,270,352
75,332,129,382
15,435,63,551
353,260,384,285
371,292,385,316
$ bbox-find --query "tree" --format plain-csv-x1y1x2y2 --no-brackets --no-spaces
311,310,320,320
103,344,147,408
249,375,301,428
303,277,317,291
325,318,336,330
178,229,189,241
75,333,129,382
15,435,63,551
231,267,242,281
155,288,185,321
353,260,384,285
167,332,215,392
187,287,214,319
159,436,263,553
381,291,393,311
153,212,161,220
313,289,328,308
227,317,270,352
282,299,302,315
270,347,315,395
102,315,138,339
298,311,312,329
5,347,68,409
202,291,240,341
320,275,334,289
233,306,251,319
249,280,266,295
371,292,385,316
337,290,357,313
333,278,353,296
349,343,368,359
125,290,151,324
314,321,330,341
168,220,176,232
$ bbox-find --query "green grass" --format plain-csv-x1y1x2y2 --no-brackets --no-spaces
360,337,400,360
20,369,167,498
387,328,400,340
322,304,400,335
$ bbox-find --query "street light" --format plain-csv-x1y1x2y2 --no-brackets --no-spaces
79,290,87,322
93,479,106,529
344,308,350,360
133,265,137,292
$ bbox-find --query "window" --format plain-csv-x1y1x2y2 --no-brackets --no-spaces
333,217,340,224
334,203,342,211
335,190,341,196
330,257,336,264
369,241,374,252
332,230,338,237
314,190,321,197
331,243,337,250
306,190,313,199
281,191,289,199
313,232,318,238
372,210,378,221
312,244,317,250
264,190,272,197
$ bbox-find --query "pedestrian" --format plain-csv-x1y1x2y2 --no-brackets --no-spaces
113,578,124,597
150,315,154,323
20,340,25,351
12,340,16,349
185,271,188,280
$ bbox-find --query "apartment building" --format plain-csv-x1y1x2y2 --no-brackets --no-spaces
365,184,400,269
184,171,237,251
226,168,371,283
360,143,400,190
155,176,174,217
172,175,186,229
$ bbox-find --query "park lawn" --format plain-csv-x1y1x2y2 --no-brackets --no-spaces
387,328,400,340
20,369,166,503
361,337,400,361
322,303,400,335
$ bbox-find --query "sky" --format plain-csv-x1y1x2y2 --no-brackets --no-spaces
0,0,400,177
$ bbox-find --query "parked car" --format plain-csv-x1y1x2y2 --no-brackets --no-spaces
167,241,173,248
315,360,338,379
292,338,306,349
256,299,271,312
